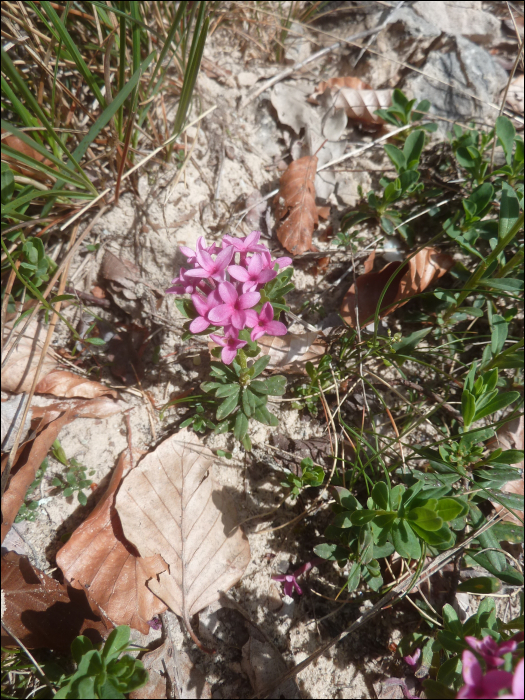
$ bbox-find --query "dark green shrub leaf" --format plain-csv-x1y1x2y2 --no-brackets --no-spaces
457,576,501,594
392,520,421,559
406,507,443,532
371,482,390,510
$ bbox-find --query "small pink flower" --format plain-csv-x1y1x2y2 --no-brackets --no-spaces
222,231,267,257
272,560,317,598
404,648,421,668
228,253,277,292
458,650,514,699
500,658,524,699
210,330,247,365
465,636,517,668
189,290,221,333
250,302,287,341
208,281,260,330
261,250,292,270
185,246,234,282
166,267,200,295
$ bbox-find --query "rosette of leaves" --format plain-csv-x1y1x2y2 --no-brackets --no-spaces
202,354,286,451
54,626,147,699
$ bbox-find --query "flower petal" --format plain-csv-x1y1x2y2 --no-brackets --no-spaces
215,245,234,270
222,345,238,364
462,651,483,687
239,291,261,309
250,326,265,342
191,293,210,316
185,267,210,278
264,320,287,336
259,302,274,323
218,281,238,305
228,265,250,282
209,333,226,347
208,304,233,324
189,316,210,333
244,309,259,327
231,309,246,329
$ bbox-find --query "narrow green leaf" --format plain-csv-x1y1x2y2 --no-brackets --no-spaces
462,390,476,428
234,411,249,441
499,182,520,241
251,355,271,378
457,576,502,594
491,315,508,355
216,392,239,420
215,384,240,398
496,115,516,165
372,482,390,510
384,144,406,171
253,405,278,426
473,391,519,422
403,129,425,168
347,562,361,592
350,510,377,526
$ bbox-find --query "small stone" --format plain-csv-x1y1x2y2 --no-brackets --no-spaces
237,71,259,88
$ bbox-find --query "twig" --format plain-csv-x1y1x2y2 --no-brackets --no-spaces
1,621,55,695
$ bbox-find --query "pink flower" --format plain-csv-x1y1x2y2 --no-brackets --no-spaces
272,560,317,598
185,246,234,282
228,253,277,292
222,231,267,257
465,636,517,668
189,290,221,333
261,250,292,270
166,267,201,295
500,658,524,699
250,302,287,341
208,281,260,330
210,330,247,365
404,648,421,668
180,236,220,264
457,650,514,699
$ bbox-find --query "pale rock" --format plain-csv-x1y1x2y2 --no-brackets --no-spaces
412,1,502,45
237,71,259,88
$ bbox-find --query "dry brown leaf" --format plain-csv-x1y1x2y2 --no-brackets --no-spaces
258,332,325,373
1,394,32,453
1,133,55,181
313,77,393,125
1,409,75,543
2,318,57,393
35,369,118,399
100,251,141,289
340,247,454,327
1,552,109,651
31,396,127,421
488,416,524,524
115,429,251,646
56,449,168,635
274,155,318,255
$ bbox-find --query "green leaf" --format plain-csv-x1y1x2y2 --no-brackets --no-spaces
437,656,463,691
313,543,349,561
216,391,240,420
242,388,258,417
489,449,524,465
403,129,425,169
499,182,520,241
392,328,431,355
469,553,524,585
350,510,377,526
84,336,106,346
457,576,502,594
462,390,476,428
423,679,457,699
371,482,390,510
392,520,422,559
479,277,524,292
406,507,443,531
373,512,397,528
473,391,519,422
435,498,466,522
216,384,241,398
347,562,361,592
262,375,287,396
496,115,516,166
234,411,249,441
253,405,278,426
491,315,508,355
1,162,14,204
332,511,354,529
410,522,454,548
442,603,463,635
251,355,271,378
492,522,523,544
384,144,406,171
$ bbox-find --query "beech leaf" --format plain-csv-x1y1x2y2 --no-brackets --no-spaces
2,319,57,393
274,155,319,255
313,77,393,125
56,449,168,635
340,247,454,327
258,332,325,373
114,429,251,646
1,551,109,651
35,369,118,399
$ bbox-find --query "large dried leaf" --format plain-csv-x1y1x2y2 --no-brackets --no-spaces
274,156,319,255
56,449,168,635
1,409,75,543
1,552,109,651
488,416,524,524
2,319,57,393
1,133,55,181
258,332,325,373
340,248,454,327
115,430,251,640
35,369,118,399
2,398,126,543
313,77,392,125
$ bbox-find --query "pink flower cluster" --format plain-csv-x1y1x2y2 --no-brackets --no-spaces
167,232,291,364
458,635,523,699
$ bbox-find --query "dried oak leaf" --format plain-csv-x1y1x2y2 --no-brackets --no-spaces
258,331,326,373
31,396,127,421
313,77,392,125
340,247,454,327
488,416,524,524
35,369,118,399
2,319,57,393
1,132,55,181
115,429,251,646
274,155,318,255
56,449,168,635
1,551,109,651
